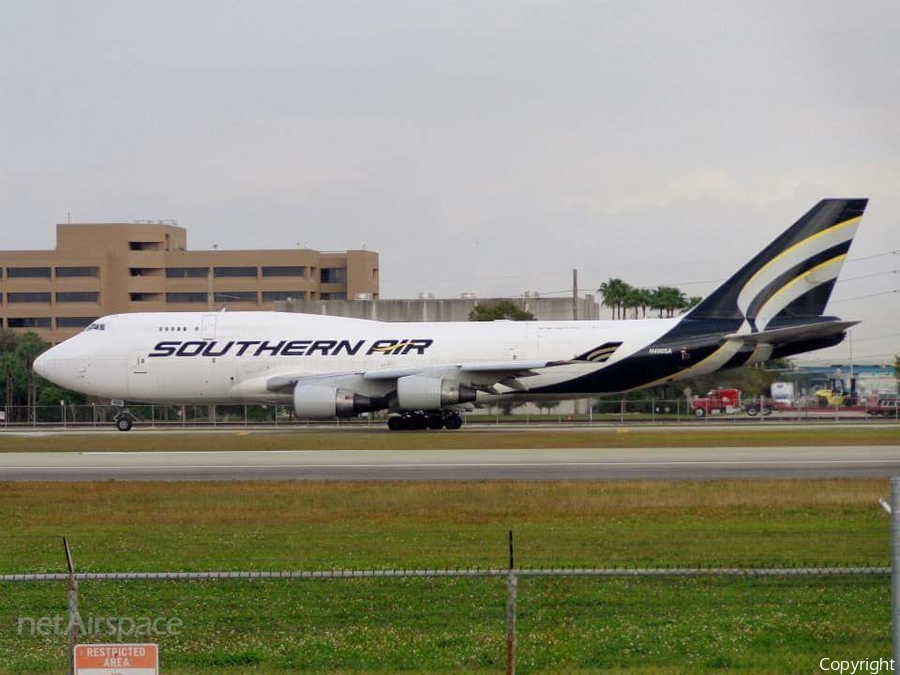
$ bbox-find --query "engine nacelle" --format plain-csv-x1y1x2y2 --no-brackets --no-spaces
292,385,371,418
396,375,476,410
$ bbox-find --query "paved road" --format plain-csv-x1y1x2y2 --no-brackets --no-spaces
1,446,899,481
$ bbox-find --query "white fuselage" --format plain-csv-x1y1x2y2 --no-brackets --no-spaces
35,311,681,405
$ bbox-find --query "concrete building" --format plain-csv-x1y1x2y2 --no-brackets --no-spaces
0,221,378,343
275,294,600,322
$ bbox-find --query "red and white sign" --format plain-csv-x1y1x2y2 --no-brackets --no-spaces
74,644,158,675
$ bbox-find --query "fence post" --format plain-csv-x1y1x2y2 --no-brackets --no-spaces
64,537,78,675
892,478,900,665
506,530,517,675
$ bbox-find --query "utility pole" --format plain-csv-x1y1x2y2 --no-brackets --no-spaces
572,269,578,321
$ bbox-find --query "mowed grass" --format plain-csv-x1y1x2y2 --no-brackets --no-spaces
0,479,891,673
1,425,899,452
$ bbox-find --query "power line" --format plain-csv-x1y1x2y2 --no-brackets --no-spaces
830,289,900,304
845,250,899,264
851,332,900,343
839,269,899,283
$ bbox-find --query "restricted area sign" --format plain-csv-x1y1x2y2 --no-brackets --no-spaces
74,644,159,675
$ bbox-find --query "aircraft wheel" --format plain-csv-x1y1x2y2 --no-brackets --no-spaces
427,415,445,430
115,416,133,432
444,413,463,430
387,416,404,431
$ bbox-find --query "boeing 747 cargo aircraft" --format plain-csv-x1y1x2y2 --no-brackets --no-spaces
34,198,867,430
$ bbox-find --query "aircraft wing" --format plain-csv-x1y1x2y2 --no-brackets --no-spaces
725,320,858,345
265,360,568,393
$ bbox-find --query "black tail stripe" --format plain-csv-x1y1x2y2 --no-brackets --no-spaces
745,240,852,319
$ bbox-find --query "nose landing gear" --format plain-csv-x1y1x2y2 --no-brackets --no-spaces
114,410,136,432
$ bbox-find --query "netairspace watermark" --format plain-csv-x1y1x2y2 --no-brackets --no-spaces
819,657,895,674
18,613,182,641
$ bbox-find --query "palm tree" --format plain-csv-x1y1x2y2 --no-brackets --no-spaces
635,287,653,318
682,296,703,314
650,286,681,317
598,278,631,319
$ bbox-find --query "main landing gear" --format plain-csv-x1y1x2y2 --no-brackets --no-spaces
387,411,463,431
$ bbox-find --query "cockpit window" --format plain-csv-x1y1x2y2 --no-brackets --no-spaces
83,322,106,332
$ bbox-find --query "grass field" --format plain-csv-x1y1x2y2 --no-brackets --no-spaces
0,479,892,674
1,424,898,453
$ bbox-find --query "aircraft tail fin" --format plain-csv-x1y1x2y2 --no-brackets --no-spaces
686,198,868,332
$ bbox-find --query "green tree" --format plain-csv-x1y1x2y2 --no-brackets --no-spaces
598,278,631,319
684,296,703,312
469,300,535,321
662,286,688,317
16,332,46,421
0,352,21,415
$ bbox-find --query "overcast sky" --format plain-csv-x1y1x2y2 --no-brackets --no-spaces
2,1,898,365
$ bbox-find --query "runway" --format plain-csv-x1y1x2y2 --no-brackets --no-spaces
2,445,900,481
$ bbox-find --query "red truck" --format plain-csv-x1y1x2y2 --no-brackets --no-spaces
691,388,778,417
691,388,741,417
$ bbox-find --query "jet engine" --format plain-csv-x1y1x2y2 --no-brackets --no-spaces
292,384,372,418
396,375,476,410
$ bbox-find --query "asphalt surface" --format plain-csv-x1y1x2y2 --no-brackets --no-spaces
1,445,899,481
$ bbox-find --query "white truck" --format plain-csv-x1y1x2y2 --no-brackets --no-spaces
770,382,795,408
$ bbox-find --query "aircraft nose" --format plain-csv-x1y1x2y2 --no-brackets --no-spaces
33,346,71,386
33,350,51,379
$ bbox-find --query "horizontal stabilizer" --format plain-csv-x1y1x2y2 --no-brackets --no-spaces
725,320,857,345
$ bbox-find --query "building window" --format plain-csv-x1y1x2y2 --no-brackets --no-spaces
166,267,209,278
7,267,51,279
262,291,306,302
129,268,162,277
56,292,99,303
57,316,97,328
214,266,257,278
166,292,208,303
7,292,51,303
262,266,306,277
8,317,51,328
320,268,347,284
56,266,99,278
129,241,163,251
131,293,163,302
320,292,347,300
214,291,257,303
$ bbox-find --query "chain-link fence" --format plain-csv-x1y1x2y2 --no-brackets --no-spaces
1,564,889,674
0,397,897,429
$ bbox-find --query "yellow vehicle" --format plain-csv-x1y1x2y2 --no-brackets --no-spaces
815,377,856,407
815,389,846,406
